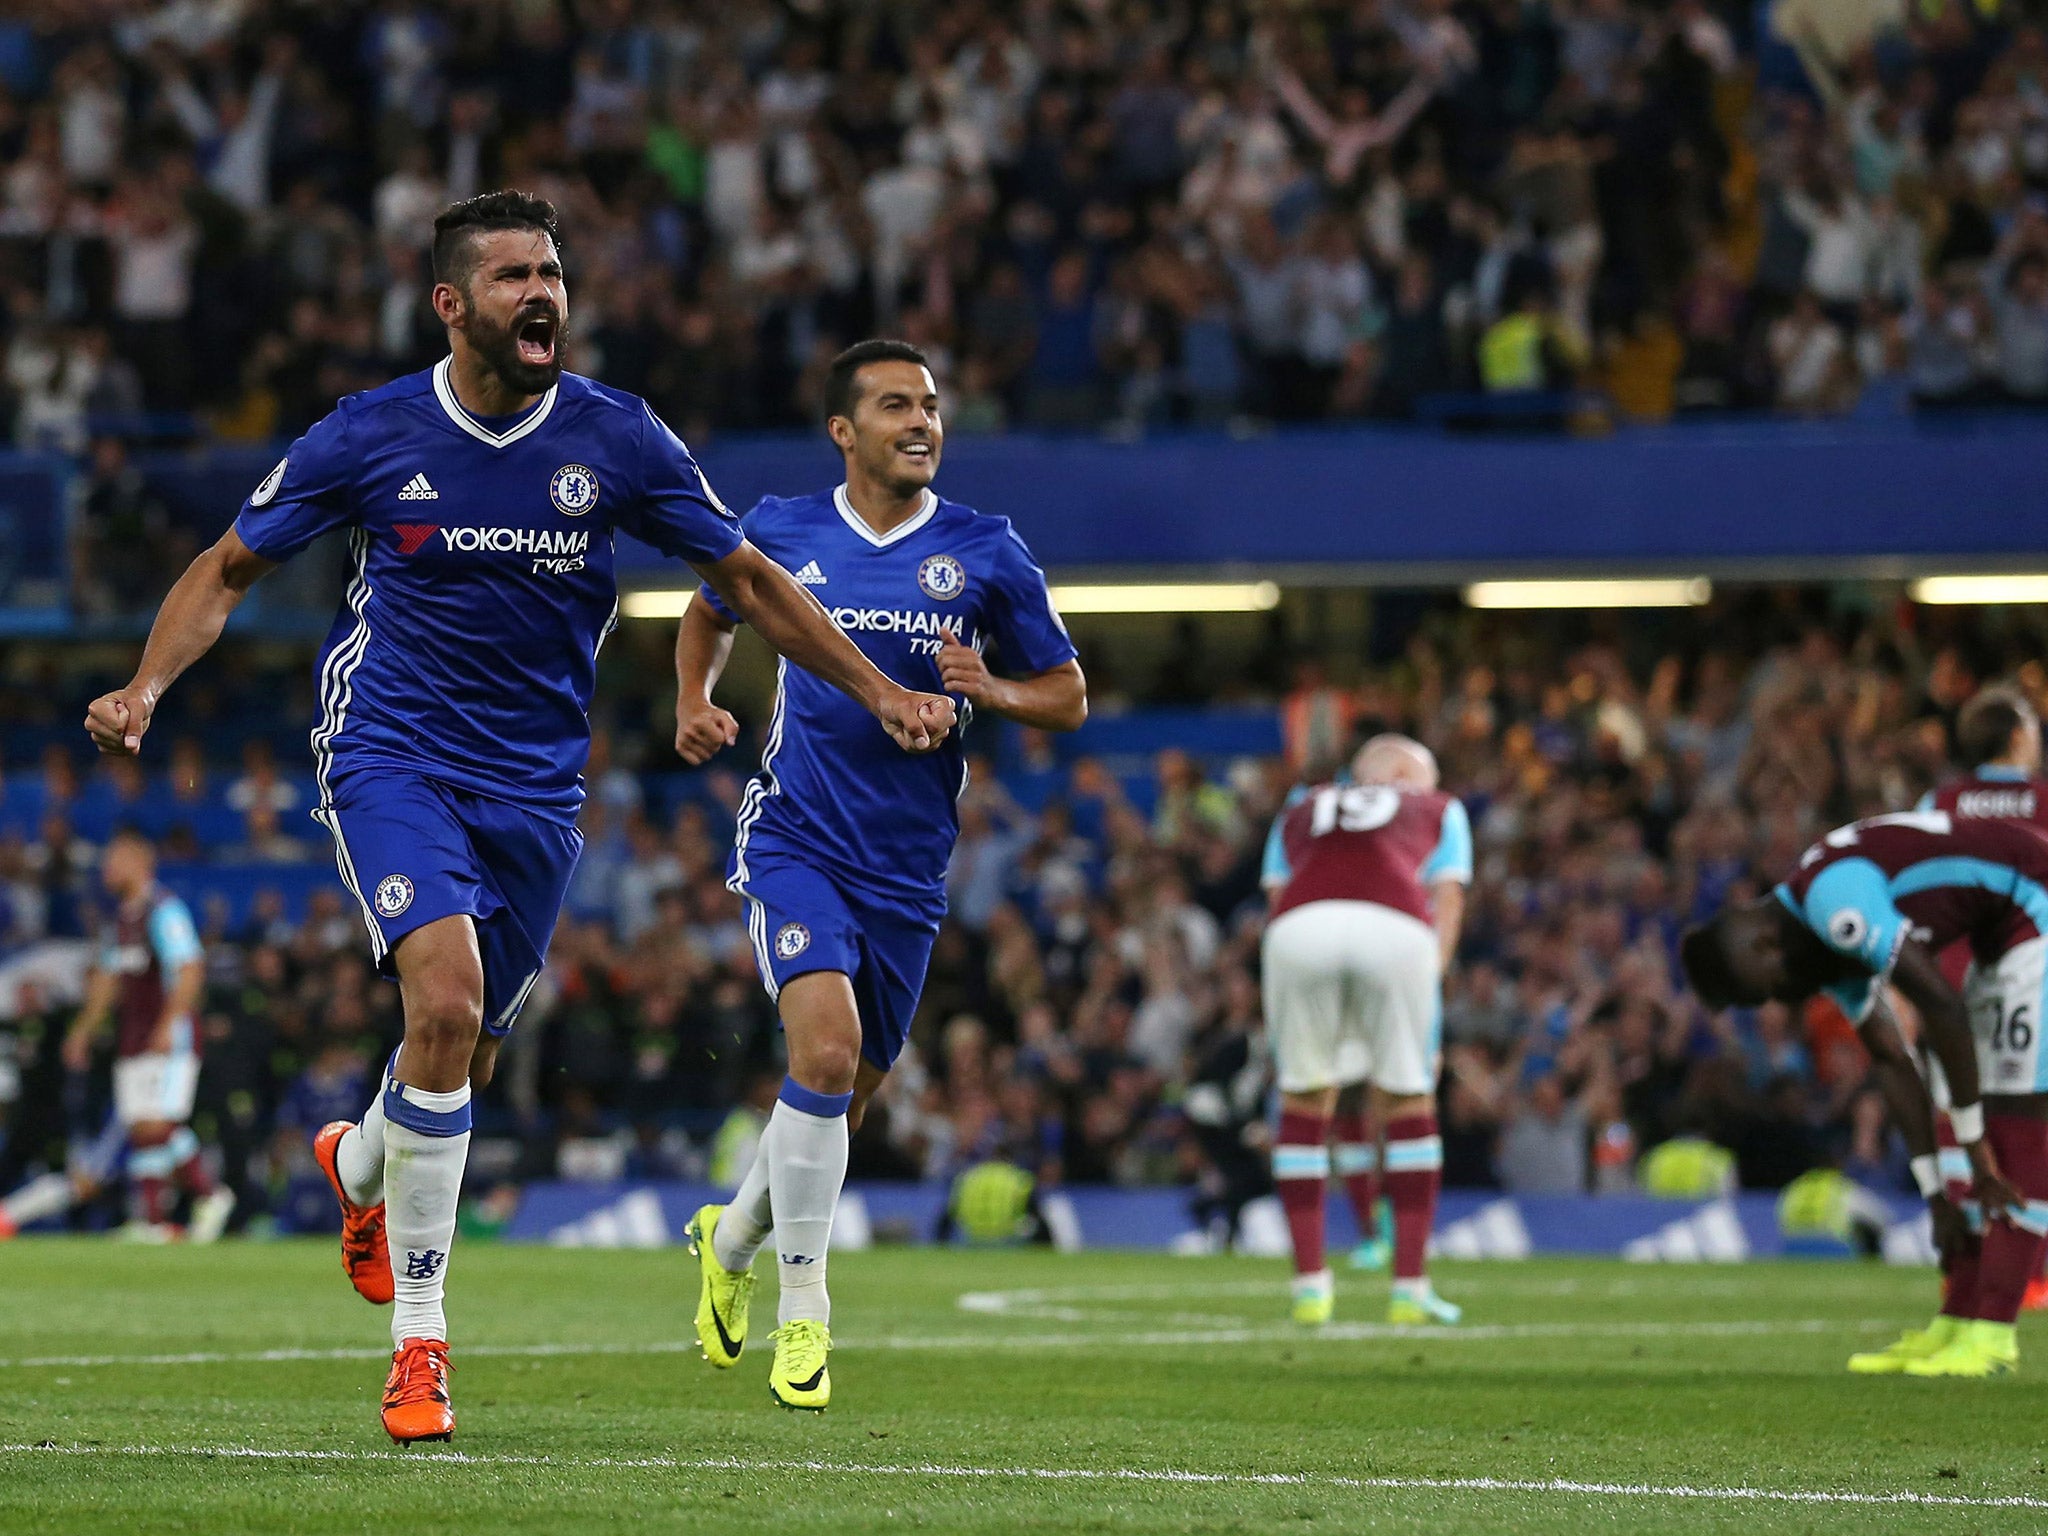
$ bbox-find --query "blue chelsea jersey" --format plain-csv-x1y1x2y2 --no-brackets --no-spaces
232,359,743,819
699,486,1077,912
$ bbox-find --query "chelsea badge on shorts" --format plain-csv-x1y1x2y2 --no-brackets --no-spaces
375,873,415,918
775,922,811,960
550,463,599,516
918,554,966,600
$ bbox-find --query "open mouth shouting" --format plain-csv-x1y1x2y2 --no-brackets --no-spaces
516,309,559,369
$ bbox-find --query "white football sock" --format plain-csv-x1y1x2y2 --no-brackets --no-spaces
3,1172,77,1228
767,1084,850,1326
336,1055,394,1207
383,1079,471,1347
711,1116,775,1273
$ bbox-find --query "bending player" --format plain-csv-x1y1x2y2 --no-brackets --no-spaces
1901,687,2048,1334
84,194,955,1443
61,829,234,1242
1680,809,2033,1377
1260,735,1470,1326
675,340,1087,1411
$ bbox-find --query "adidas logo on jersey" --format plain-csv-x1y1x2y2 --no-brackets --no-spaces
793,561,828,586
397,473,440,501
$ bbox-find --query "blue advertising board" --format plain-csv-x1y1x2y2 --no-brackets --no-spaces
23,415,2045,600
502,1180,1939,1265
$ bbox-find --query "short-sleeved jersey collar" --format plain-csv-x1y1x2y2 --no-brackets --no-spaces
832,483,938,547
432,356,558,448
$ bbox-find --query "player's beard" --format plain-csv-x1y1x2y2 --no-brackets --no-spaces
468,302,568,396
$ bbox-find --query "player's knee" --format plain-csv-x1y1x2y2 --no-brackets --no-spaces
406,974,484,1052
1281,1088,1337,1118
788,1033,862,1096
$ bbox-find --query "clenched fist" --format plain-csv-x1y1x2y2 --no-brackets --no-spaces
877,687,956,754
85,685,155,756
675,697,740,766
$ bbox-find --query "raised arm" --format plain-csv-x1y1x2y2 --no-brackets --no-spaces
673,588,741,765
694,540,956,755
84,528,275,756
1269,62,1337,144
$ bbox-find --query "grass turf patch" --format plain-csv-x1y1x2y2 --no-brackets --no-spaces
0,1240,2043,1534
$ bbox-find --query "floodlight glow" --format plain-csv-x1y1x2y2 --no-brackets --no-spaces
1909,575,2048,606
1046,582,1283,614
1463,578,1712,609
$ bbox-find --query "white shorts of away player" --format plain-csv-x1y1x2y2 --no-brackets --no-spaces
1966,935,2048,1095
1263,899,1441,1096
113,1052,200,1127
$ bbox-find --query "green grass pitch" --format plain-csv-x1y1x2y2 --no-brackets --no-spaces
2,1240,2046,1534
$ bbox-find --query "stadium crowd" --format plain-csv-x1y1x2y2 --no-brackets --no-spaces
6,0,2048,481
3,591,2044,1232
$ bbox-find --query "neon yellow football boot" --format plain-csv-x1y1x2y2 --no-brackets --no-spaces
1387,1280,1462,1326
1848,1315,1958,1374
687,1204,755,1369
1904,1320,2019,1378
1291,1271,1334,1326
769,1319,833,1411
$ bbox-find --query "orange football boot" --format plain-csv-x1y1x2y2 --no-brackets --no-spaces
382,1338,455,1444
2024,1276,2048,1312
312,1122,394,1305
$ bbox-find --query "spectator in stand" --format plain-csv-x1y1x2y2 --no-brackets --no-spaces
1991,250,2048,403
1497,1069,1590,1195
1909,275,1997,408
71,435,179,617
1769,290,1857,415
1025,248,1102,429
7,0,2047,495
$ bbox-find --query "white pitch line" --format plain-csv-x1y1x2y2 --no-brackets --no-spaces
1,1443,2043,1513
954,1275,1771,1310
0,1317,1890,1372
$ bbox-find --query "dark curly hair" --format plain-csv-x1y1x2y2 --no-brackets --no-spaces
431,190,561,289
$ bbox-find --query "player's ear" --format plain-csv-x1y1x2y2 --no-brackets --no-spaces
826,414,855,452
431,281,466,329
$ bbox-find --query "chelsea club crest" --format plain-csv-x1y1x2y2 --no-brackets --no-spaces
550,464,600,516
918,554,966,601
375,873,415,918
775,922,811,960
